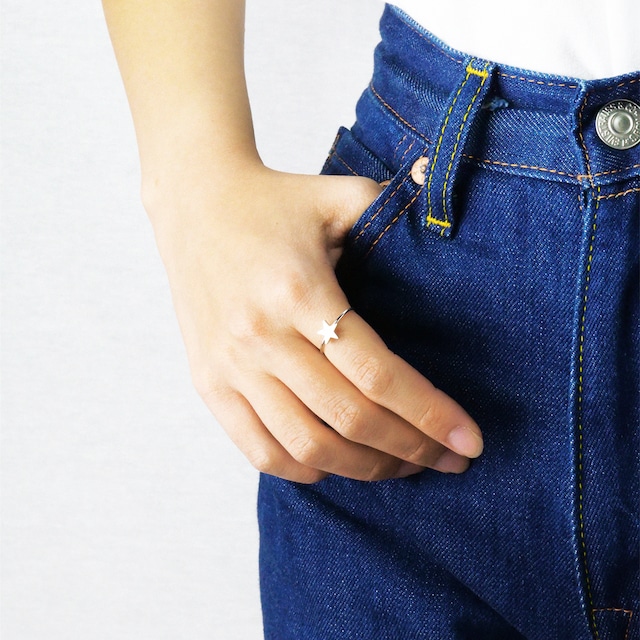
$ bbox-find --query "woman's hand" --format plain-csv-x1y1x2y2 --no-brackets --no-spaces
149,163,483,484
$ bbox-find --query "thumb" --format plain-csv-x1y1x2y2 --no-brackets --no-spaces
310,174,384,245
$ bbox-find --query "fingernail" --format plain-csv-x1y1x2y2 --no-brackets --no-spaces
447,425,484,458
432,450,470,474
393,461,425,478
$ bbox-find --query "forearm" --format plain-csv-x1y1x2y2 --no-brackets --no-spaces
102,0,260,208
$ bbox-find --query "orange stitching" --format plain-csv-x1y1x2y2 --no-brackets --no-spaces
399,139,416,166
577,186,601,640
393,134,407,163
593,608,633,640
394,12,463,66
578,95,596,189
332,151,359,177
592,163,640,178
464,154,640,181
369,82,432,145
463,154,578,178
364,181,425,258
354,177,407,242
602,77,640,91
596,186,640,200
496,72,579,88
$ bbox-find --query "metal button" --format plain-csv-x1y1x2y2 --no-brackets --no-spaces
410,156,429,185
595,99,640,150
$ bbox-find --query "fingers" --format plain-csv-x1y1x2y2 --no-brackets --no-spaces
265,334,470,474
296,302,483,461
199,380,426,483
198,386,327,484
243,374,428,481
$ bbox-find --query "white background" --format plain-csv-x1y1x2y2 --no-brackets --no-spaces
1,1,382,638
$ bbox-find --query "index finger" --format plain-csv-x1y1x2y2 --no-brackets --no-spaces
313,309,483,459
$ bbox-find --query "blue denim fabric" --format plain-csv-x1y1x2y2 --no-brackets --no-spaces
258,5,640,639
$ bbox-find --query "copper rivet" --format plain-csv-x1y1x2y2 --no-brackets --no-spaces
410,156,429,185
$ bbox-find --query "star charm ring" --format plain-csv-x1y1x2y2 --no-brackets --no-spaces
318,307,353,355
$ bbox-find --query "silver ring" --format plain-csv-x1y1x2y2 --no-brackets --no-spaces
317,307,353,354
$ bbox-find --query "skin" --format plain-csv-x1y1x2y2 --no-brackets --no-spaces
102,0,484,483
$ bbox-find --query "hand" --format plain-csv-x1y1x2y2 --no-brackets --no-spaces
149,163,483,484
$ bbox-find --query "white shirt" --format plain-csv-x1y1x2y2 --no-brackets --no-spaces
389,1,640,79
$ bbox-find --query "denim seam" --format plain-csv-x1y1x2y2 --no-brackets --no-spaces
395,10,583,89
426,61,483,232
578,94,596,189
462,154,578,179
353,176,409,242
393,134,408,164
576,185,601,640
369,82,433,145
364,166,426,259
440,62,491,226
595,186,640,200
425,68,471,228
495,72,579,88
593,608,634,640
399,139,416,166
331,150,360,177
394,11,463,66
602,77,640,91
321,130,343,174
463,155,640,182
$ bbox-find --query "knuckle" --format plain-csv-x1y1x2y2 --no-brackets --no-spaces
192,369,225,404
329,399,363,438
287,434,324,467
227,308,272,345
401,437,438,465
361,457,399,482
351,353,393,399
244,447,281,475
415,399,444,433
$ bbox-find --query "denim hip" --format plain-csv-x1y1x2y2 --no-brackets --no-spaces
258,5,640,639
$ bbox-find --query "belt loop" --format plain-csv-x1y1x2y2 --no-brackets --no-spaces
423,57,495,237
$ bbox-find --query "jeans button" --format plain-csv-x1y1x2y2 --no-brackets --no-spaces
410,156,429,184
595,99,640,149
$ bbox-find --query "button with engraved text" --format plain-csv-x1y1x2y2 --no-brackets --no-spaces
595,99,640,150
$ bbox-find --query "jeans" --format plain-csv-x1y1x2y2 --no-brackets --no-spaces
258,5,640,639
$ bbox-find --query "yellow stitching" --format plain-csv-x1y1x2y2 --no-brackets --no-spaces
466,63,489,79
369,82,432,145
596,186,640,200
577,186,600,640
426,65,473,223
425,215,452,228
364,180,425,258
354,177,407,242
441,62,490,223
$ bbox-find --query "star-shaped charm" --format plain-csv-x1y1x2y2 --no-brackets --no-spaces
317,320,339,346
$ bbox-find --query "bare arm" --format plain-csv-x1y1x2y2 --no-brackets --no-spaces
102,0,483,483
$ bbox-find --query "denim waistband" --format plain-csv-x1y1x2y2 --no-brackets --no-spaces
352,5,640,190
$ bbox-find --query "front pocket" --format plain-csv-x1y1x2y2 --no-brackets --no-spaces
322,127,425,260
